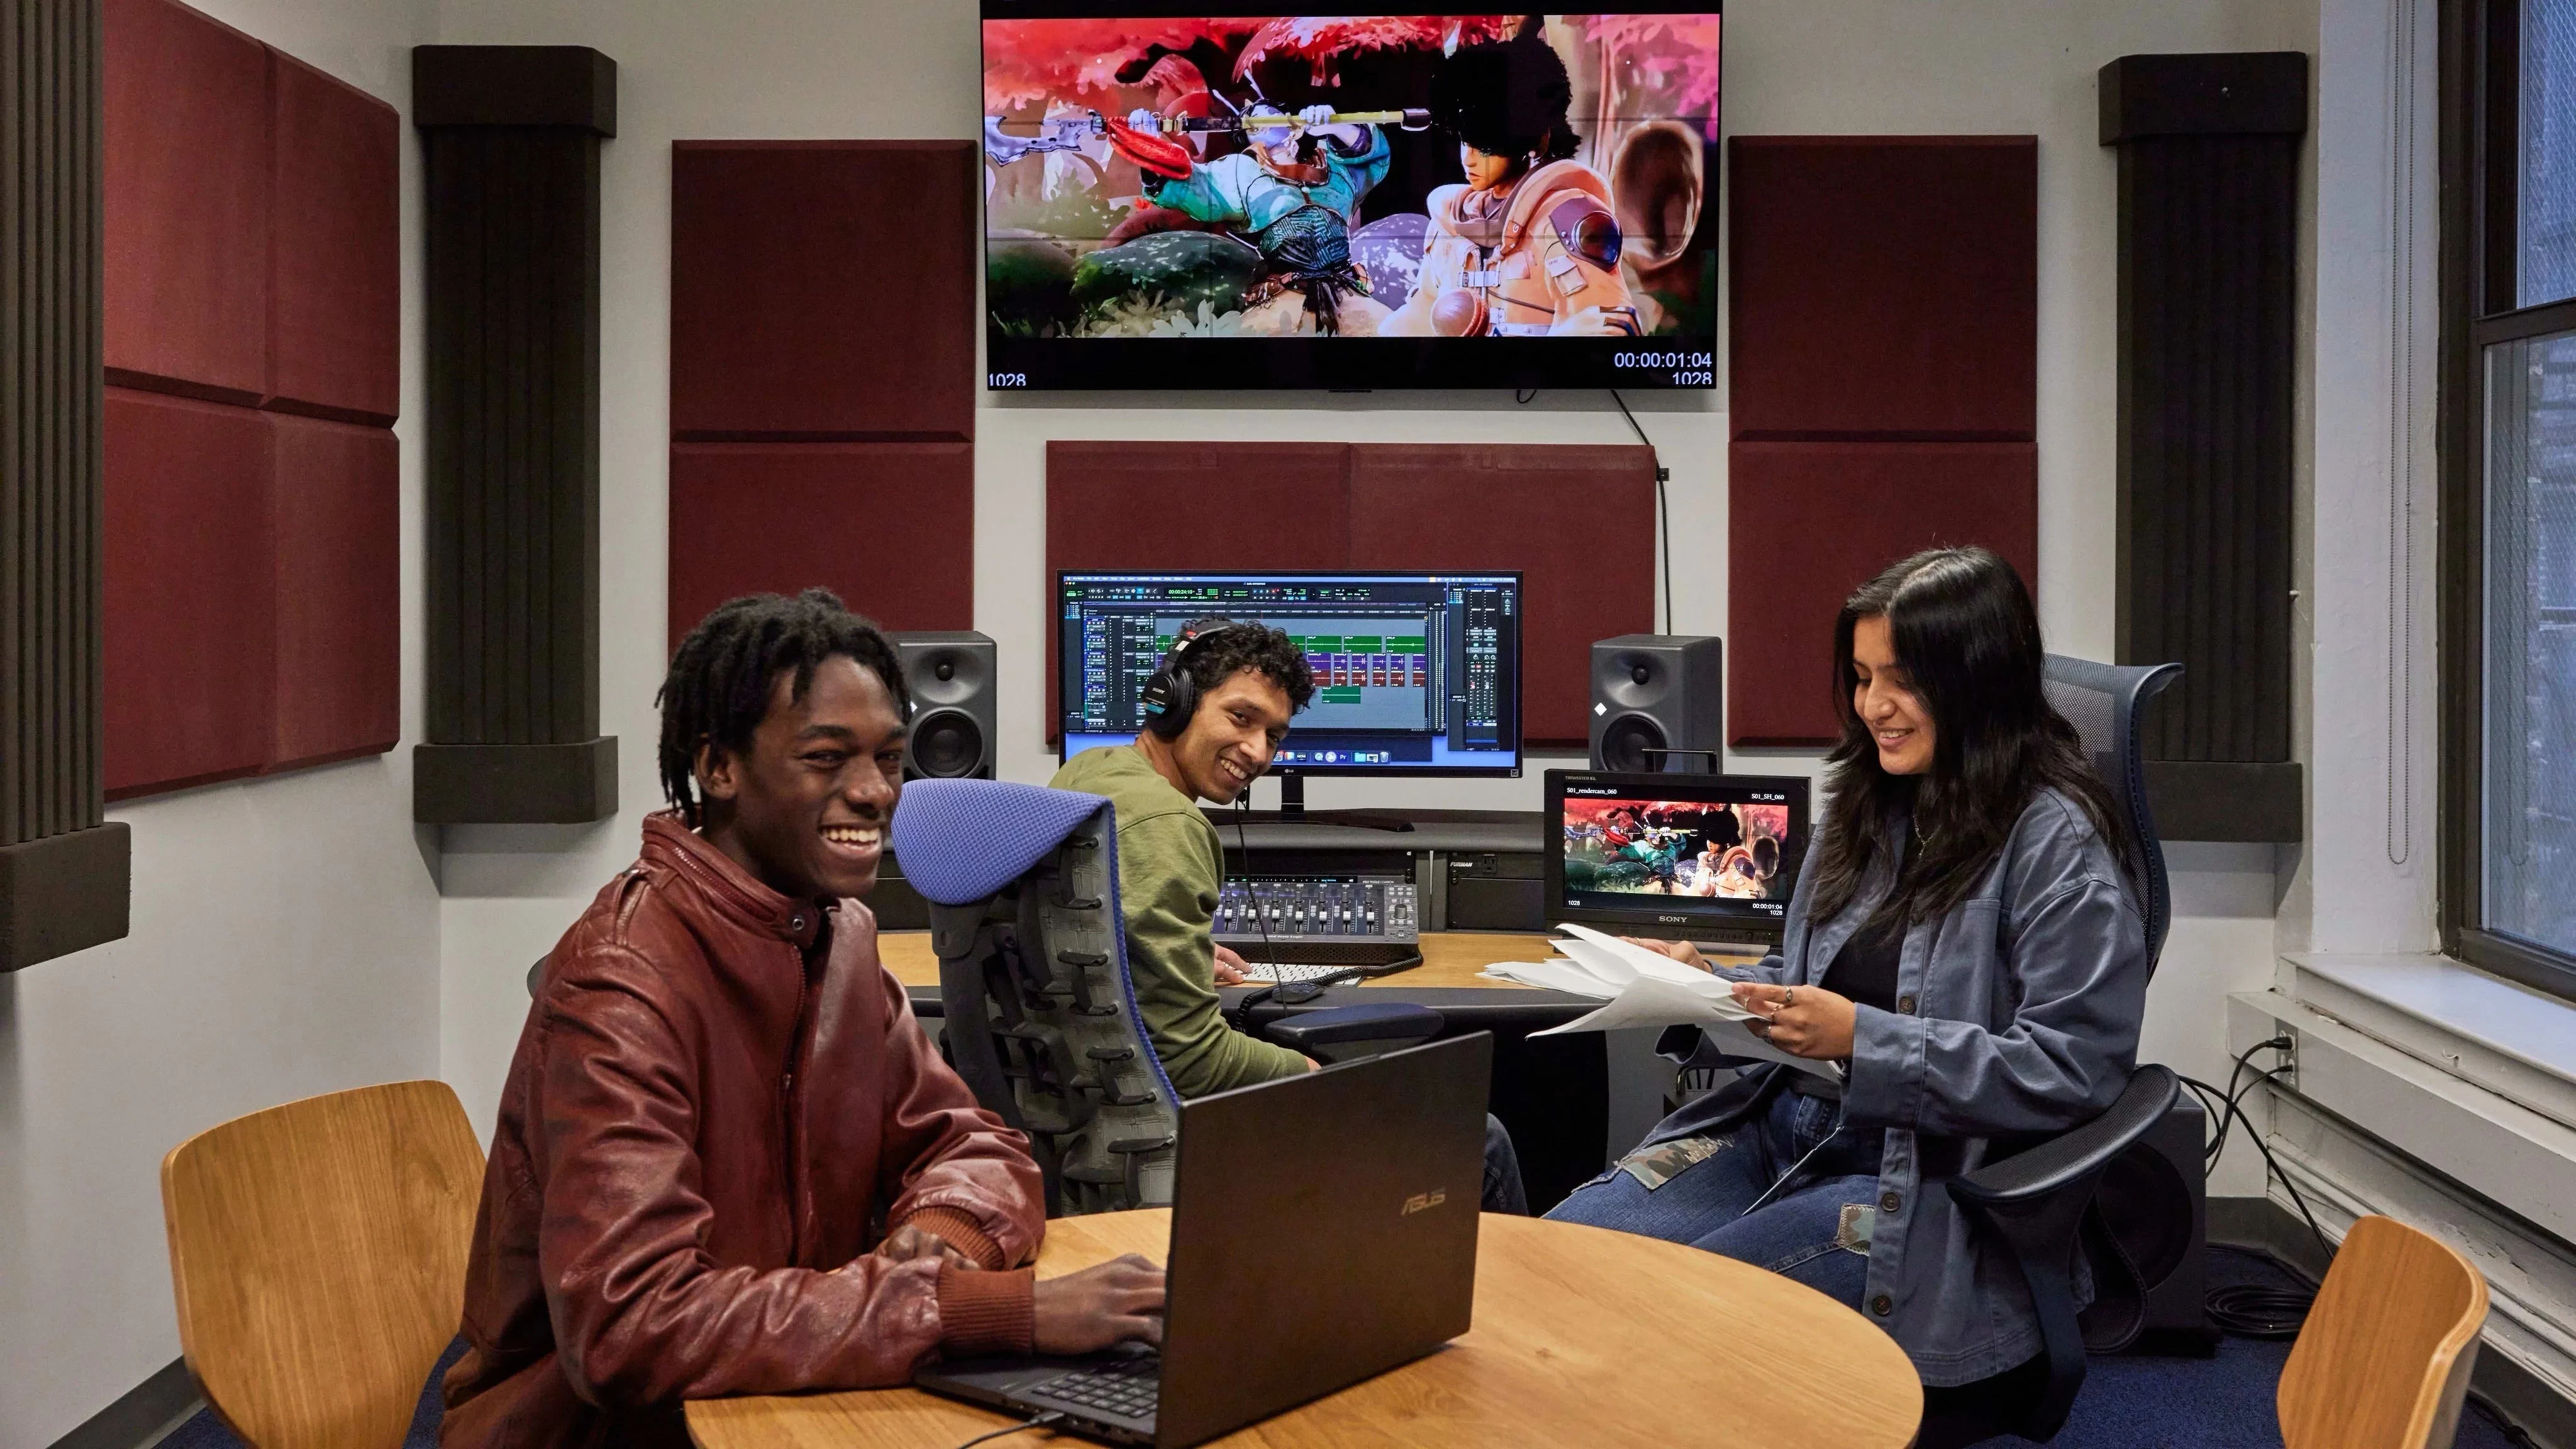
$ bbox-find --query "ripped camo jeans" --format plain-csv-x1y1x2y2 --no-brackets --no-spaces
1544,1085,1879,1309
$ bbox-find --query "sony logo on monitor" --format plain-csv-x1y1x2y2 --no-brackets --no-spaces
1401,1189,1449,1216
1657,914,1688,924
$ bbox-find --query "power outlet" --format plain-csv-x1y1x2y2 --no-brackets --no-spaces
2268,1031,2297,1094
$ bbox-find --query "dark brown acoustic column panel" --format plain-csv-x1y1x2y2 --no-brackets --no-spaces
1728,136,2039,745
665,141,977,651
413,47,618,824
2,0,130,970
2102,53,2306,843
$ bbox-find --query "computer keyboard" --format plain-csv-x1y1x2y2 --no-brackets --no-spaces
1216,875,1420,970
1236,960,1367,985
1030,1353,1162,1421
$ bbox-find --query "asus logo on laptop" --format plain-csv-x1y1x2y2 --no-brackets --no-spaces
1401,1189,1448,1216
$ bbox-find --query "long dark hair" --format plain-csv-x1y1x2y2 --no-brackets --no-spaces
1804,548,2129,927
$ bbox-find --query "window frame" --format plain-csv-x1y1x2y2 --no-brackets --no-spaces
2439,0,2576,998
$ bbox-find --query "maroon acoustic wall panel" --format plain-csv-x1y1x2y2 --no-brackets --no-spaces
268,52,400,425
1728,442,2038,745
1045,442,1353,573
1729,137,2036,440
103,389,275,797
669,443,976,648
270,415,399,767
1729,136,2039,743
103,0,404,797
670,142,976,441
103,0,268,404
1347,445,1653,744
1044,441,1355,736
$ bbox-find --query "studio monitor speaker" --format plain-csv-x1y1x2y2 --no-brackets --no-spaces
1590,635,1724,774
890,631,996,780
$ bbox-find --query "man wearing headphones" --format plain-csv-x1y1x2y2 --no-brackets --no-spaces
1048,617,1318,1097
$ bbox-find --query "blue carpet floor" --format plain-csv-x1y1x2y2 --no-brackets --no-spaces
159,1250,2539,1448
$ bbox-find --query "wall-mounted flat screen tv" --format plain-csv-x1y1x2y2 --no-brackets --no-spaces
981,5,1720,391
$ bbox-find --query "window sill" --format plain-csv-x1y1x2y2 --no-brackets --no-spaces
2277,952,2576,1135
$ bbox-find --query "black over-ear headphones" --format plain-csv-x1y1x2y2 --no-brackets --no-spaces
1138,618,1243,739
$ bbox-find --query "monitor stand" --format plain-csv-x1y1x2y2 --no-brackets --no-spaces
1267,774,1415,833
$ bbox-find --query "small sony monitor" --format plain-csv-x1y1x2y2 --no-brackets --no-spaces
1544,769,1809,947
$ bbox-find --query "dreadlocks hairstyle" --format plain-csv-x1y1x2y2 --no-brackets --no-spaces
1179,617,1316,713
1428,25,1582,165
656,588,910,827
1802,548,2131,928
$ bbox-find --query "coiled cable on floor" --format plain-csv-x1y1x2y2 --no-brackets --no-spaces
2204,1264,2314,1340
2180,1038,2329,1339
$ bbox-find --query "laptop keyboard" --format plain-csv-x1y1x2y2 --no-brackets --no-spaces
1031,1354,1162,1421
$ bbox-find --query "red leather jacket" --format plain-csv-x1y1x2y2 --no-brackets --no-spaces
443,814,1044,1448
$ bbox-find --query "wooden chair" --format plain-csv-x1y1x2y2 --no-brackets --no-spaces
161,1080,486,1449
2279,1214,2490,1449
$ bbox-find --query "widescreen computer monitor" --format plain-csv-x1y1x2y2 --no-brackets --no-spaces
1057,570,1523,811
1545,769,1809,947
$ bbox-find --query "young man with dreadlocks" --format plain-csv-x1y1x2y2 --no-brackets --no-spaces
444,590,1162,1449
1050,618,1528,1212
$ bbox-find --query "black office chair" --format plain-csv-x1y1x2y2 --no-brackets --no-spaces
1926,655,2193,1446
890,778,1441,1214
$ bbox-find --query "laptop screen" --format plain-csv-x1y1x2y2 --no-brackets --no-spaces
1543,770,1811,945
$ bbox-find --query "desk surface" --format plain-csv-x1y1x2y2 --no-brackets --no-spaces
684,1209,1922,1449
876,930,1767,992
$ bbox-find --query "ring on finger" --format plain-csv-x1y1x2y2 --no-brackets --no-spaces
1783,987,1797,1009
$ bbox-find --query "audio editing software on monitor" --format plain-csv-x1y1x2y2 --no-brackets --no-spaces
1056,571,1523,788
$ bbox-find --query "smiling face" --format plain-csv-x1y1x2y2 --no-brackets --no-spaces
694,655,908,901
1850,614,1936,777
1157,667,1293,805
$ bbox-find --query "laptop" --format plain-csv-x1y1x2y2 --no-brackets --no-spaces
915,1032,1491,1448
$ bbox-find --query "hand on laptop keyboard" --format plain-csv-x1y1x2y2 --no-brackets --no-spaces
1033,1253,1167,1354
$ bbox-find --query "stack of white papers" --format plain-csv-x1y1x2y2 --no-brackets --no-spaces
1482,923,1844,1084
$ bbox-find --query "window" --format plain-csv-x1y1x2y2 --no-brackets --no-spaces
2443,0,2576,994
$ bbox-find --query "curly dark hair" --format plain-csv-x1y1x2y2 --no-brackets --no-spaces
1428,26,1582,164
657,588,909,826
1178,616,1315,714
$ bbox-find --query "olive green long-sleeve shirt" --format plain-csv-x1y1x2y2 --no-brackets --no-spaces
1048,745,1310,1097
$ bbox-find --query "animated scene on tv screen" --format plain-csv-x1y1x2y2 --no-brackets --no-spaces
1562,794,1790,901
981,13,1719,347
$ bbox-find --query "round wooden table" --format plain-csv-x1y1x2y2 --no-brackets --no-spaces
686,1209,1923,1449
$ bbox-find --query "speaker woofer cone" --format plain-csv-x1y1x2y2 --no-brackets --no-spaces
1599,714,1668,774
908,708,985,779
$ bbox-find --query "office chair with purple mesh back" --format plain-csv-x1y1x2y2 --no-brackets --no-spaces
891,778,1441,1216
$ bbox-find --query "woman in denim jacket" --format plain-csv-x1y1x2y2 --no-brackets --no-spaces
1547,547,2150,1394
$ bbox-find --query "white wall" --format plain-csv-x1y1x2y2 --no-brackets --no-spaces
425,0,2316,1176
0,4,442,1444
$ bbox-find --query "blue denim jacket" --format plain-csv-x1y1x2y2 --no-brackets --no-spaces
1648,789,2148,1385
